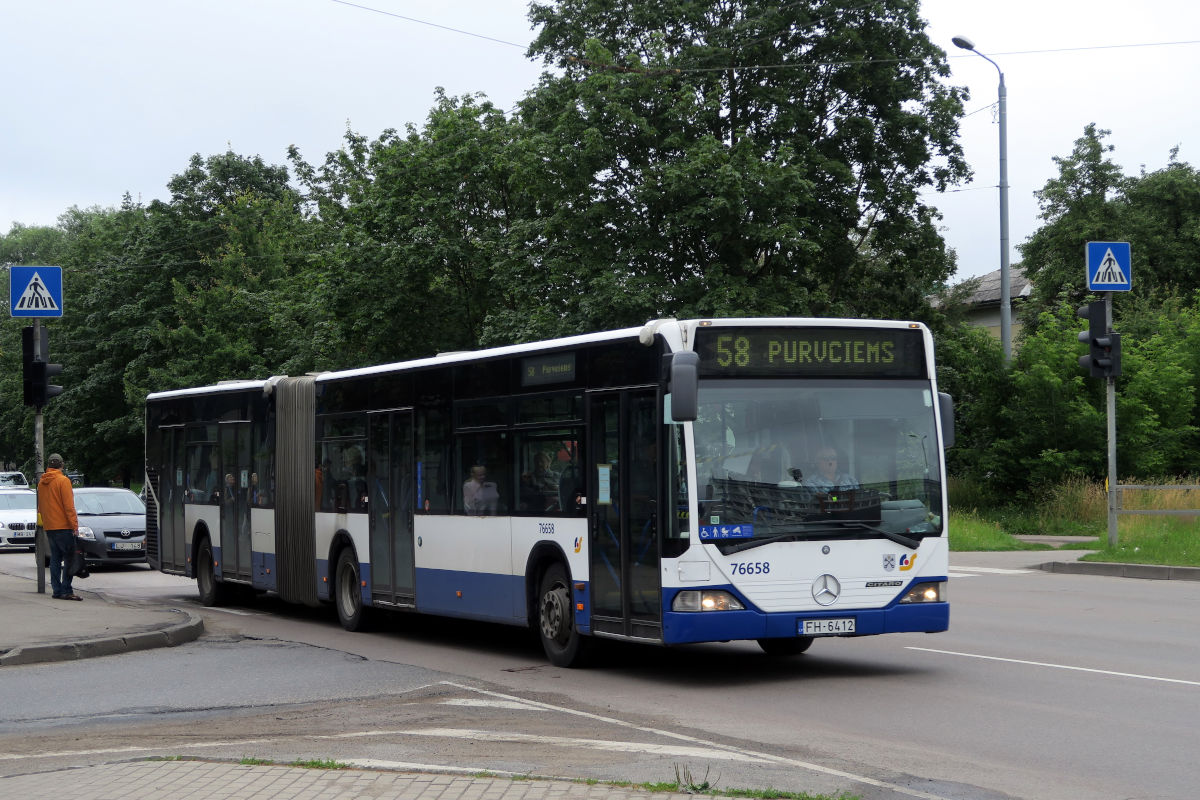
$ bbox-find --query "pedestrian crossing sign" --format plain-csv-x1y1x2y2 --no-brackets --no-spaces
8,265,64,317
1086,242,1132,292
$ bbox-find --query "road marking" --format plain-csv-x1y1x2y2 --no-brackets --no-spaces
946,572,977,579
437,682,960,800
907,647,1200,686
397,728,772,762
439,698,541,710
198,606,256,616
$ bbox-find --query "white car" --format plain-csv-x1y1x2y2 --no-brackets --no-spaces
0,488,38,551
0,471,29,488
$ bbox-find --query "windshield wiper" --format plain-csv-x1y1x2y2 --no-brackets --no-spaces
835,521,921,550
720,521,921,554
722,532,806,554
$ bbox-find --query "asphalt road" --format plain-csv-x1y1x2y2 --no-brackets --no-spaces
2,551,1198,800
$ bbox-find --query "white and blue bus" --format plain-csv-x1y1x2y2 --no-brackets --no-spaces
145,317,953,666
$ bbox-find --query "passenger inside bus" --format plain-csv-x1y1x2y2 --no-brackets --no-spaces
463,464,499,515
520,452,559,513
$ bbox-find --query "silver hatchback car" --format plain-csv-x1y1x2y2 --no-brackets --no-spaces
74,487,148,566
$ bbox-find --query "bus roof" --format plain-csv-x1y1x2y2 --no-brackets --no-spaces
315,325,645,384
146,379,273,402
145,317,930,398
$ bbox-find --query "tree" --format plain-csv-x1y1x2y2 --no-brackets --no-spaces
518,0,969,329
1018,124,1125,318
290,92,545,358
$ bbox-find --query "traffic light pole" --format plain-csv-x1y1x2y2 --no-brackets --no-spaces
32,319,47,594
1105,293,1118,547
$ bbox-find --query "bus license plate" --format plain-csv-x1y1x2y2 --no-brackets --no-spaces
112,541,143,551
802,618,855,635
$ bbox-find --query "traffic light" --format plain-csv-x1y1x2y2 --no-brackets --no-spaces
1077,300,1122,378
20,326,64,407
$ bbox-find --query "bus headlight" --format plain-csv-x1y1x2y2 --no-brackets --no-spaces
899,581,945,603
672,590,745,612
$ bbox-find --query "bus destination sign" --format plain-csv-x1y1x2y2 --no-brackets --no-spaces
693,327,926,378
522,352,576,386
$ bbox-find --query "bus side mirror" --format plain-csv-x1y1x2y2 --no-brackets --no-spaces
938,392,955,449
670,352,699,422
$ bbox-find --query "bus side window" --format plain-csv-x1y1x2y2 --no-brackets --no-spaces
456,431,510,516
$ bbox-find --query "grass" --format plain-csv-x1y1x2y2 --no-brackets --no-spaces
231,756,349,769
1082,515,1200,566
949,475,1200,567
948,509,1054,552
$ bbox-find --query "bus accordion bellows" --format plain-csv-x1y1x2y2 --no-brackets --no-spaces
145,317,954,666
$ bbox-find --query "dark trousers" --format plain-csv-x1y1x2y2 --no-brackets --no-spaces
47,529,75,597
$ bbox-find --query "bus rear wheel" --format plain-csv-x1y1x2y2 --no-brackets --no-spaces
537,563,588,667
757,636,814,656
335,549,370,631
196,537,229,607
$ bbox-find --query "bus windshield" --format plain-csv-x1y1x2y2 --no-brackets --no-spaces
694,380,942,552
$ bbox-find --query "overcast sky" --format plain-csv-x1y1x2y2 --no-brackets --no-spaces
3,0,1198,284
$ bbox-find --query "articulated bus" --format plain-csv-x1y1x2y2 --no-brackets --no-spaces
145,317,954,666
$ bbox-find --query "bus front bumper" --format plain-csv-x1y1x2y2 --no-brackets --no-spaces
661,600,949,644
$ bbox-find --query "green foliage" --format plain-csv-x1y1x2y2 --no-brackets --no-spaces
947,509,1054,552
518,0,968,328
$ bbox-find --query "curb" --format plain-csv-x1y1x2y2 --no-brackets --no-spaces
0,608,204,667
1038,561,1200,581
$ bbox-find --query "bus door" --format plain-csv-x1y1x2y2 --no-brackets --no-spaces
368,410,415,606
587,389,662,641
218,422,253,581
158,426,187,571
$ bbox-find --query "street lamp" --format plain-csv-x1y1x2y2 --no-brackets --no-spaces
953,35,1011,362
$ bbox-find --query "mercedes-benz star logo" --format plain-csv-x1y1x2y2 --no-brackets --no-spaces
812,573,841,606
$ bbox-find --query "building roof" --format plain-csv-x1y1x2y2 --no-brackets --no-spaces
954,265,1033,308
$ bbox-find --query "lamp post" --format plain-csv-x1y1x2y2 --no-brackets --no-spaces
953,35,1011,362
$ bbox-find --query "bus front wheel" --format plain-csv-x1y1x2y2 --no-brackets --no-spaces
335,549,370,631
196,537,229,607
537,563,588,667
757,636,814,656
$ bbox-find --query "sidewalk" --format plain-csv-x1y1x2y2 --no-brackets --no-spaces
0,569,202,666
0,758,721,800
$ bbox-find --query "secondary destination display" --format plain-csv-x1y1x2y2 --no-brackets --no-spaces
521,352,576,386
693,327,926,378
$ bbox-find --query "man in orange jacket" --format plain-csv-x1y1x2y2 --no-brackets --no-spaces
38,453,81,600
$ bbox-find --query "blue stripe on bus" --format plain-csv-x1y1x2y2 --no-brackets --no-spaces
316,559,330,601
415,567,525,623
660,584,949,644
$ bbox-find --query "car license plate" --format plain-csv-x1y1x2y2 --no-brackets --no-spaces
802,618,855,635
12,531,34,538
112,541,143,551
